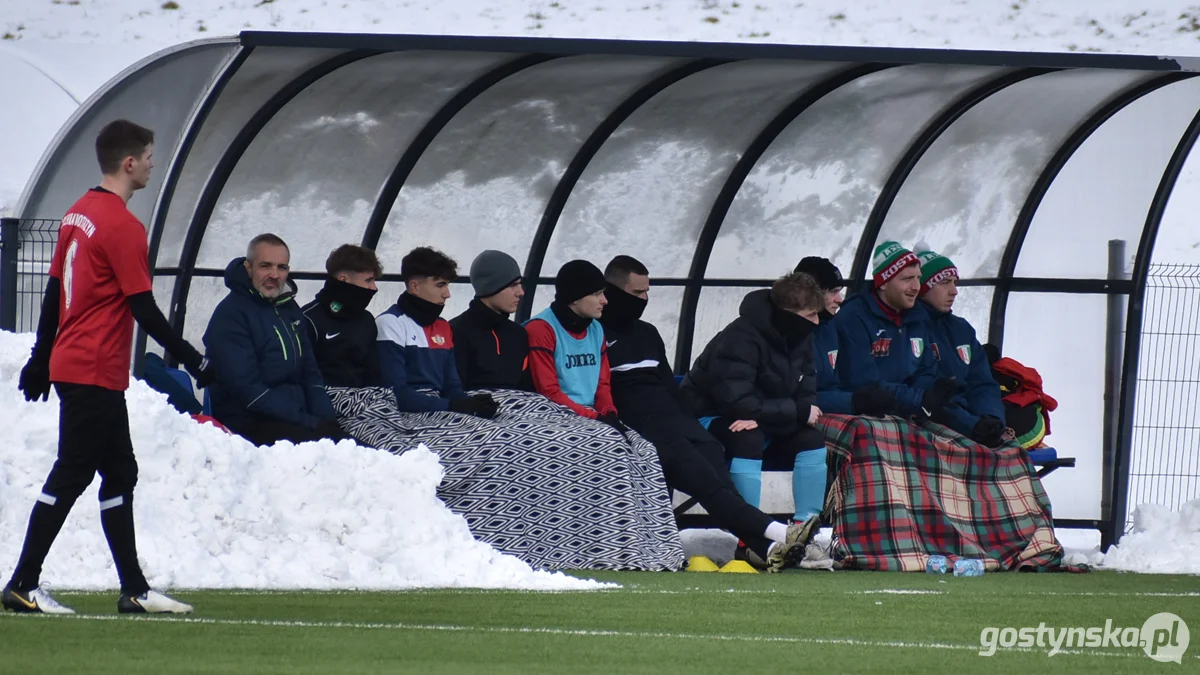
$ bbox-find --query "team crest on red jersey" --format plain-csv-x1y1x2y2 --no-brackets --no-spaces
432,335,446,346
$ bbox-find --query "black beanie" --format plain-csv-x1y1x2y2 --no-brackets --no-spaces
554,260,606,305
794,256,844,291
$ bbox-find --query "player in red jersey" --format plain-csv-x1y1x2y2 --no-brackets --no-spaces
3,120,215,616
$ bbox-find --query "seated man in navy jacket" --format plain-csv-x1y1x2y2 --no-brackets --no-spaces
376,247,497,419
835,241,957,422
203,233,345,446
914,245,1007,446
793,256,895,418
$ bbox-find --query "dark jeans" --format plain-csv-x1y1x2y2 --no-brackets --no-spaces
630,413,776,560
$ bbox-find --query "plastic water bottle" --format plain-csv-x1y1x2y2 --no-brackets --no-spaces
925,555,949,574
953,559,985,577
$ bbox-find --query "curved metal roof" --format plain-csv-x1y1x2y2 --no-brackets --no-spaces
17,32,1200,528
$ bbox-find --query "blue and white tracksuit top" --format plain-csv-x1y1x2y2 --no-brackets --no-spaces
376,303,465,413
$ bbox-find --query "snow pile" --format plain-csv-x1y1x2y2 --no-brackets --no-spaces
1093,501,1200,574
0,331,606,591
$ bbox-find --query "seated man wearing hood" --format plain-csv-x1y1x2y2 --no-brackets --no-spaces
680,272,828,526
203,233,345,446
300,244,384,387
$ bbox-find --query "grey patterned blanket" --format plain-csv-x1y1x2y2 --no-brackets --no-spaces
327,386,684,572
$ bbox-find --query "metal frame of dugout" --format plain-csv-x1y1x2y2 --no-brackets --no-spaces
14,32,1200,550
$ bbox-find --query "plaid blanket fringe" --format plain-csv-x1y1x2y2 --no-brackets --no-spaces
819,414,1064,572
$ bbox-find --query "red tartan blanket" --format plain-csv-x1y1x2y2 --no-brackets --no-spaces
818,414,1063,572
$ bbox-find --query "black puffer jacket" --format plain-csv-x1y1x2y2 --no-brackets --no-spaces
680,289,818,438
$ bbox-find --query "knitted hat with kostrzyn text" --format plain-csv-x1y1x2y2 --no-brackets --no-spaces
913,242,959,296
871,240,920,288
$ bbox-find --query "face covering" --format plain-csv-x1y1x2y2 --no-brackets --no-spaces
399,291,445,327
323,278,377,315
601,283,648,327
771,305,816,341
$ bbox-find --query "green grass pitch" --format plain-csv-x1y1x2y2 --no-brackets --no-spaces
2,570,1196,674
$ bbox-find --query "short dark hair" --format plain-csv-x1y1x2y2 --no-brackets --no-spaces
95,119,154,175
326,244,382,278
770,271,824,313
246,233,289,261
401,246,457,282
604,255,649,285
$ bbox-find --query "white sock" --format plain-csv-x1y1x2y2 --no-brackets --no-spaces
767,541,781,558
765,521,788,544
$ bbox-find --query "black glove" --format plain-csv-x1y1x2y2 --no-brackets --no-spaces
851,383,895,417
596,412,629,435
18,355,51,403
921,377,958,415
972,415,1005,447
316,418,345,439
177,341,217,389
449,394,499,419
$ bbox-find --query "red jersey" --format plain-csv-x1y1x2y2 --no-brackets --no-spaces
48,189,153,391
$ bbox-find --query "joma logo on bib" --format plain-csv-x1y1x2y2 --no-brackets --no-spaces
565,353,597,369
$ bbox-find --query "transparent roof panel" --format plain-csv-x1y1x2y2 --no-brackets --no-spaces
543,60,851,278
690,286,766,368
376,55,682,270
1018,78,1200,278
875,69,1156,279
1145,88,1200,268
708,65,1004,279
946,284,994,346
195,50,509,272
18,42,234,226
155,46,342,268
1004,291,1107,520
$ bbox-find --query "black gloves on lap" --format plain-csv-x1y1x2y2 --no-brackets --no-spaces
450,394,500,419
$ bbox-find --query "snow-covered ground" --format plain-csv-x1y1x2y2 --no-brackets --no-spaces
0,331,606,591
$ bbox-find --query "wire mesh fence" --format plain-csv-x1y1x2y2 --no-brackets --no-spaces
0,218,59,333
1128,263,1200,522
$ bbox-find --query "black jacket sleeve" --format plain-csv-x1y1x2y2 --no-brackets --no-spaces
127,291,202,369
30,277,62,364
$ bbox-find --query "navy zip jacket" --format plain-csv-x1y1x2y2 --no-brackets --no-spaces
203,257,336,433
834,289,936,416
922,302,1006,434
813,314,854,414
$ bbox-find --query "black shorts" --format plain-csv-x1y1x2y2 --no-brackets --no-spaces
41,382,137,501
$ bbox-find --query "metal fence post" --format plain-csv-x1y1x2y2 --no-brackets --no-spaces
0,218,19,332
1100,239,1127,551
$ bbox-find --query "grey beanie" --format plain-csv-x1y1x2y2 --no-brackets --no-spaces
470,250,522,299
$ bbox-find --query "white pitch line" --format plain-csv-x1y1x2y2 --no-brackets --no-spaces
49,588,1200,598
0,612,1166,659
